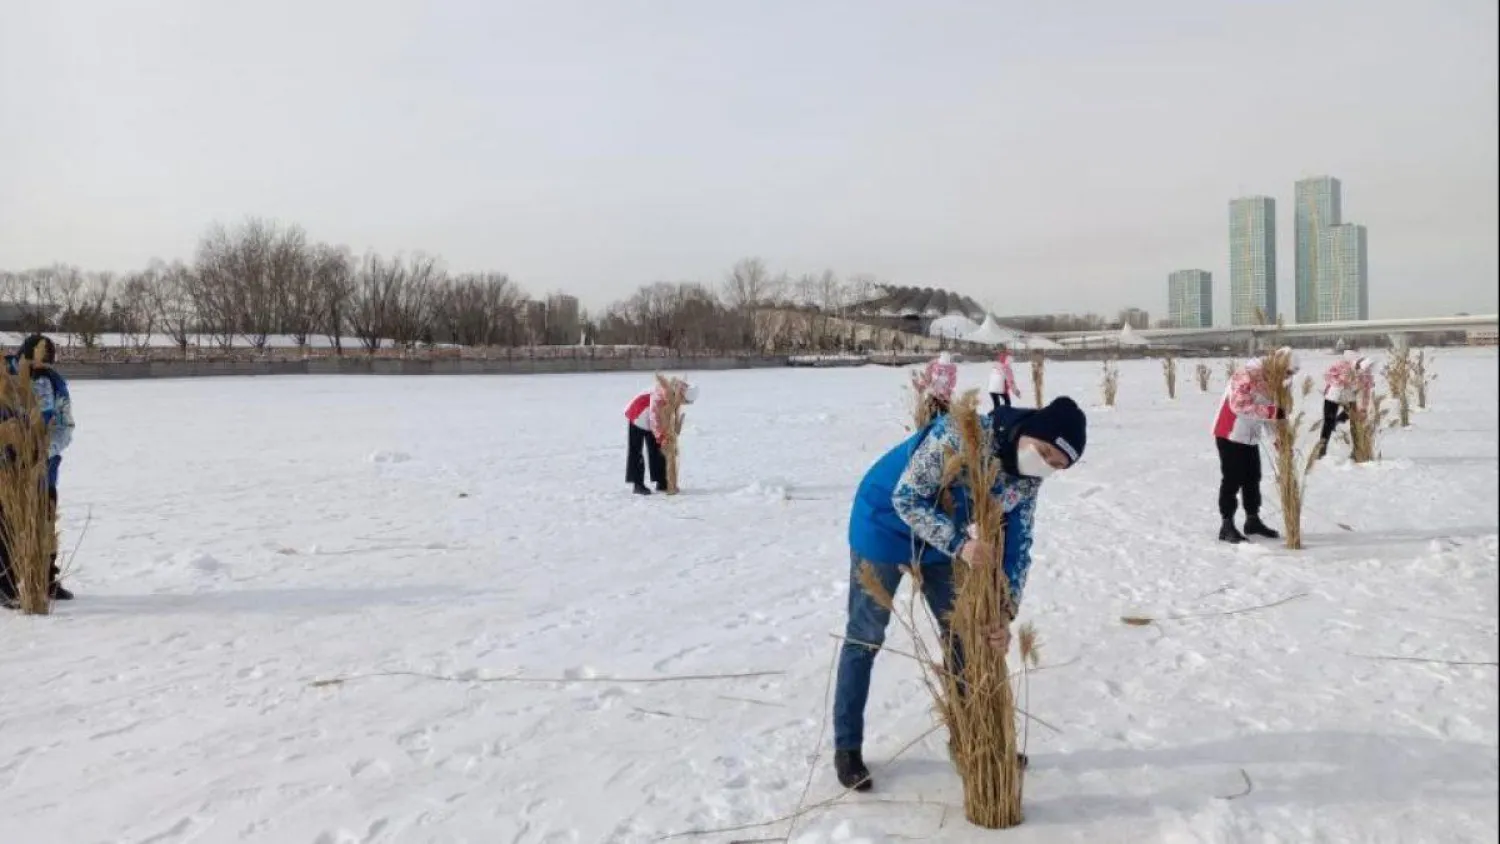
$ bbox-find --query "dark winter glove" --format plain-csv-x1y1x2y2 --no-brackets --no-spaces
1274,407,1288,420
1336,409,1349,423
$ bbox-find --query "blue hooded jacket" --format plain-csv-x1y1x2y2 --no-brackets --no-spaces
3,354,73,489
848,406,1041,605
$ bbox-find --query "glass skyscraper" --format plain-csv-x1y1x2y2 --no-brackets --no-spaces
1294,176,1342,323
1317,224,1369,321
1229,196,1277,325
1168,269,1213,328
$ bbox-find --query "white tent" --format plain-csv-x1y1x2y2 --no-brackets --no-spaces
1118,324,1151,347
927,314,981,340
965,314,1062,350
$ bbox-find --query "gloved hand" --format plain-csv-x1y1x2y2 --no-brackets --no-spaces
1275,406,1288,420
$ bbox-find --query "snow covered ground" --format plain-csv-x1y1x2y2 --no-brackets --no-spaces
3,350,1496,844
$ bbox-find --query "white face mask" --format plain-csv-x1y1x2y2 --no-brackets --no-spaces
1016,444,1057,480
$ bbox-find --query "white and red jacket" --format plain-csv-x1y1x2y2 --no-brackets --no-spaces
1325,359,1375,406
1213,362,1278,445
624,387,666,438
987,354,1018,396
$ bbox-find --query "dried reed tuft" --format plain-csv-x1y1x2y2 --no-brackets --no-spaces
0,358,58,614
1162,358,1178,400
941,390,1025,828
1347,391,1387,464
1413,350,1436,410
1385,349,1414,428
1101,360,1120,407
1195,363,1211,393
1031,353,1045,408
1301,375,1314,398
1260,351,1311,550
653,374,687,494
908,368,940,431
1223,360,1237,383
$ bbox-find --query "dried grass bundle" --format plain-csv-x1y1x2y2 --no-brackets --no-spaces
1301,375,1314,398
1413,350,1436,410
1386,349,1414,428
1223,360,1237,383
653,374,687,495
1348,391,1387,464
0,359,58,614
1195,363,1211,393
1162,358,1178,400
1031,353,1045,408
857,390,1027,829
1101,360,1120,407
908,368,939,431
1260,352,1312,550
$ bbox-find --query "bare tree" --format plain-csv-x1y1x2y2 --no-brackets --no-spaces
348,252,401,352
61,272,113,350
437,272,525,347
151,261,199,355
390,253,441,349
115,267,159,349
310,244,354,354
270,227,318,347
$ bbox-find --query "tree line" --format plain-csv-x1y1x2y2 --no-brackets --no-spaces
1,218,898,354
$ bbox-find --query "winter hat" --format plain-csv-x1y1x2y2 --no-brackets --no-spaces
683,382,699,404
1018,396,1087,467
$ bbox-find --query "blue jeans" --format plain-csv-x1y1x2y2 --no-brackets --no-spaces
832,550,958,751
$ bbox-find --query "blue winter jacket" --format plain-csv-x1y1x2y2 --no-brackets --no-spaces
2,355,74,489
848,407,1041,605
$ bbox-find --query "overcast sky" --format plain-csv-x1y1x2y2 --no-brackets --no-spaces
2,0,1495,320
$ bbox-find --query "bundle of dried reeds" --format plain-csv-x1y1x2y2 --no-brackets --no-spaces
1223,360,1237,383
1386,349,1414,428
0,359,58,614
1413,350,1435,410
1101,361,1120,407
1301,375,1315,398
1260,352,1312,550
1030,353,1045,408
909,368,938,431
1162,358,1178,400
653,374,687,495
1347,391,1387,463
856,390,1027,829
1195,363,1211,393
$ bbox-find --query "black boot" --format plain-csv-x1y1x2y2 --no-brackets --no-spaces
49,562,73,601
632,483,652,496
1243,515,1281,540
1219,519,1247,544
834,748,872,792
654,481,669,493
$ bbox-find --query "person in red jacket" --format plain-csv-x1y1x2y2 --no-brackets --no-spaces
1211,348,1297,543
623,380,698,496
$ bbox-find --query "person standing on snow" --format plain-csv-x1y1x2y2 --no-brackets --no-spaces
833,395,1088,792
622,378,697,496
986,346,1019,409
1316,351,1375,460
1211,347,1297,544
0,334,76,607
919,352,958,420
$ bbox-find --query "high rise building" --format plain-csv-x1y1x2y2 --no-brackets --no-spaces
1118,307,1151,330
1317,224,1368,321
1167,270,1213,328
1294,176,1342,323
1229,196,1277,325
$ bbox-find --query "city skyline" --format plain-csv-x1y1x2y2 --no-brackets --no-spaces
1319,224,1370,322
1295,176,1345,323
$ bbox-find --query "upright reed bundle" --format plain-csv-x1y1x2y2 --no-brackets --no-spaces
1301,375,1315,398
1223,360,1237,383
1386,349,1414,428
1195,363,1211,393
0,359,58,614
1162,358,1178,399
1030,353,1045,407
1347,391,1387,464
909,368,938,431
1260,352,1312,550
939,390,1024,827
1101,361,1119,407
1413,350,1436,410
652,374,687,494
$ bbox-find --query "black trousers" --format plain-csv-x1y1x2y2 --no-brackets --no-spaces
626,424,666,487
990,392,1011,410
1320,399,1349,441
1215,438,1262,520
0,486,59,600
